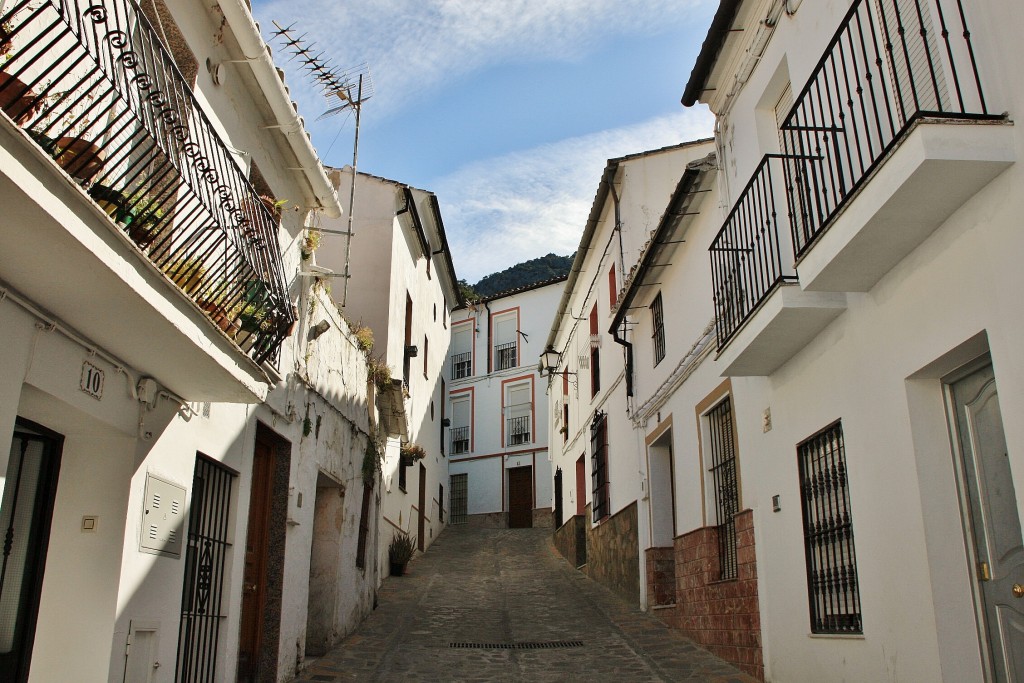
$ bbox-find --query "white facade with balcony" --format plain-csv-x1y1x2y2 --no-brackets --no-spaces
676,0,1024,680
0,0,403,680
446,278,564,528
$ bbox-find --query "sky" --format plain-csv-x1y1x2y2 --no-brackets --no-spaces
251,0,718,283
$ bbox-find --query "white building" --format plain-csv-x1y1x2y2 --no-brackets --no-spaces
545,142,715,602
320,168,460,567
546,0,1024,680
445,277,565,528
677,0,1023,679
0,0,395,680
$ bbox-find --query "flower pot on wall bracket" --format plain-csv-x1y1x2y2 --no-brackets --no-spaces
0,73,41,125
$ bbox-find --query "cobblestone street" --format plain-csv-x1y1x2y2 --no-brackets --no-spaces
296,527,757,682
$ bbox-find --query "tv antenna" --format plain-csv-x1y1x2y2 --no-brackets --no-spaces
271,21,375,307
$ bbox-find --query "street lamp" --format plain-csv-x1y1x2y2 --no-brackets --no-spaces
541,346,561,375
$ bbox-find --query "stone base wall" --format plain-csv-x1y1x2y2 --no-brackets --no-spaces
532,507,554,528
645,546,675,607
661,509,763,680
585,502,639,605
553,514,586,567
465,511,508,528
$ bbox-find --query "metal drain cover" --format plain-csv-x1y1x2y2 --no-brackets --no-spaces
449,640,584,650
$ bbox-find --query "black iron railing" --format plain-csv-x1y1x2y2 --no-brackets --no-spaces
781,0,998,256
709,155,800,348
506,415,531,446
494,341,516,370
707,397,738,581
451,352,471,380
798,421,862,633
450,426,469,455
590,411,609,521
0,0,295,364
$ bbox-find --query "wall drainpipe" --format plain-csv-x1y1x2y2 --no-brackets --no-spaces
607,170,632,397
484,300,492,374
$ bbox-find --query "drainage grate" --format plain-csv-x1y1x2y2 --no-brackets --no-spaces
449,641,583,650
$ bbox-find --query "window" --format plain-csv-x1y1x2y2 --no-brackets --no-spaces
440,379,446,455
451,324,472,379
651,292,666,366
798,421,862,634
493,312,518,371
590,412,609,521
451,395,471,455
356,482,372,568
505,383,532,447
450,473,468,525
398,454,408,491
423,335,429,377
706,397,739,580
562,403,569,444
403,294,413,389
589,306,600,397
438,483,444,523
608,264,617,308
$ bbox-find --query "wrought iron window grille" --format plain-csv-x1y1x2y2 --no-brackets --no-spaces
706,397,738,581
494,341,517,371
651,292,666,366
506,415,531,446
451,352,471,379
450,426,470,455
798,420,862,634
590,410,609,521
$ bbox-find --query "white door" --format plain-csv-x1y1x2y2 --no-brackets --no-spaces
951,363,1024,681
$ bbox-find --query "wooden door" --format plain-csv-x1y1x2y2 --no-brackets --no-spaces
951,363,1024,681
0,421,61,683
417,463,426,551
508,466,533,529
575,455,586,516
237,434,275,682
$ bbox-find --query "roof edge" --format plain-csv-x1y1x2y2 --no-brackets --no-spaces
682,0,745,107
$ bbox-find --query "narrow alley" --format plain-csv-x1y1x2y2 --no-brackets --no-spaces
296,528,756,682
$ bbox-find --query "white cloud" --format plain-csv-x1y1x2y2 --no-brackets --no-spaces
254,0,708,118
435,108,715,282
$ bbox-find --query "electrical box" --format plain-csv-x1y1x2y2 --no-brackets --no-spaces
140,474,186,557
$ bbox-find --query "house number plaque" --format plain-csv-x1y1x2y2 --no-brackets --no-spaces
80,361,104,400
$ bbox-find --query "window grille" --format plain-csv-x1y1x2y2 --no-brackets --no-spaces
651,292,666,366
438,484,445,523
507,416,531,446
398,457,408,490
590,348,601,396
706,398,738,580
798,421,862,634
590,412,609,521
451,426,470,455
176,456,234,681
452,352,472,379
494,341,517,370
450,474,468,525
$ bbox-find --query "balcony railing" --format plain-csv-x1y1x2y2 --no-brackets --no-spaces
507,415,531,447
450,426,469,455
451,352,471,380
781,0,999,256
494,341,517,371
0,0,295,365
709,155,800,347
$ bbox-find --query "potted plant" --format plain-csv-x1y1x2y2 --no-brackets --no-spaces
388,531,415,576
399,442,426,466
161,257,206,292
0,72,41,125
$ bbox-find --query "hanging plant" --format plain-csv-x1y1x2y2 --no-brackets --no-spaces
400,442,426,466
361,440,382,487
301,228,321,260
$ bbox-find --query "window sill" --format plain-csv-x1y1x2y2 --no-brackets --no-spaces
807,632,865,640
398,486,407,494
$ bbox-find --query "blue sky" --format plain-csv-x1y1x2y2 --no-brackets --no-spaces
251,0,718,282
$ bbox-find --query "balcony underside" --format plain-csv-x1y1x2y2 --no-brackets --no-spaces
797,120,1015,293
716,284,847,377
0,121,269,403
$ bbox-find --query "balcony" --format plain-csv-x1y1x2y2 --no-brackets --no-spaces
450,426,469,455
451,352,471,380
0,0,294,387
782,0,1012,291
506,415,531,447
709,0,1009,376
494,341,517,371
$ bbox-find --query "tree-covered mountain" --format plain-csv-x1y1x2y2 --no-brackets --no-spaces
469,252,574,298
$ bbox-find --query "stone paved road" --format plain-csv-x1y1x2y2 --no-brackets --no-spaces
295,527,757,683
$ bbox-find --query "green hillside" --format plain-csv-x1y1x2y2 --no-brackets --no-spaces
469,253,574,298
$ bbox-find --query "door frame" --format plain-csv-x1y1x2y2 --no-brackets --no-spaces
0,418,62,683
943,356,1010,681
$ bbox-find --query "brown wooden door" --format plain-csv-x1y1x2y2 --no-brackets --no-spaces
418,463,426,551
508,466,533,528
575,456,586,515
237,434,275,681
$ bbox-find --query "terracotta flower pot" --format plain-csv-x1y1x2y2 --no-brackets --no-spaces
0,72,40,126
53,136,105,183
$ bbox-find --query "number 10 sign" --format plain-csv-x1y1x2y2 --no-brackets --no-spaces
80,360,104,400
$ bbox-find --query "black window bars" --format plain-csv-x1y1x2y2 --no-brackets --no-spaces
706,397,739,580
